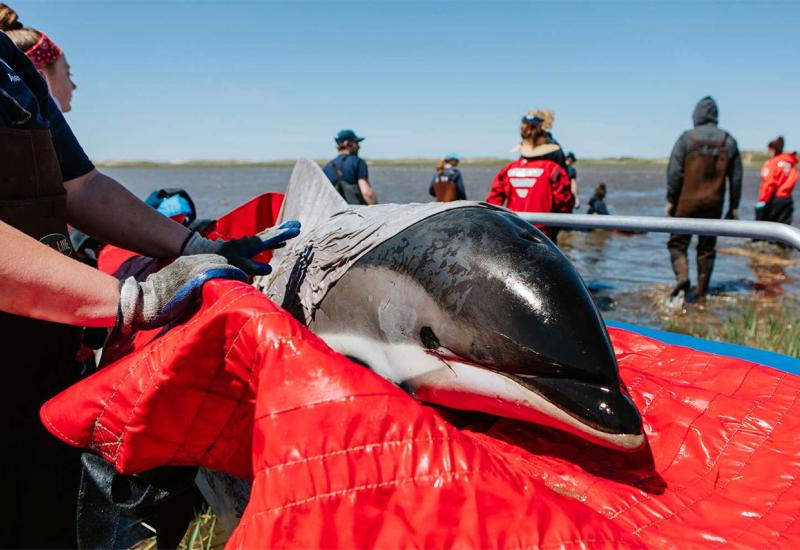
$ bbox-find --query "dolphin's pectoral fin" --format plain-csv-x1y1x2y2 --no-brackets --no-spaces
518,376,642,437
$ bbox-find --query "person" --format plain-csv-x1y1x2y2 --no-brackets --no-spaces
429,152,466,202
486,113,573,241
587,183,609,215
323,129,377,205
0,28,299,548
756,136,797,229
0,4,75,112
564,151,580,209
665,96,742,300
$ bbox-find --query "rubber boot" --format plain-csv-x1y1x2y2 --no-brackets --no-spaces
670,254,690,297
696,253,715,299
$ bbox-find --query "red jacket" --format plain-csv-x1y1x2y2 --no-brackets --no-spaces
759,152,798,202
486,157,573,215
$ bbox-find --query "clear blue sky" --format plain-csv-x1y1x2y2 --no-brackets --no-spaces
11,0,800,161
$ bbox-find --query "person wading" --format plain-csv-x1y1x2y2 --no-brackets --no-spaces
429,152,466,202
565,152,580,209
756,136,797,232
665,96,742,300
323,129,377,205
0,26,299,548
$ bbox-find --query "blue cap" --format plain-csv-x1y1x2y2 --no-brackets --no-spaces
566,151,576,161
443,152,461,161
335,129,365,144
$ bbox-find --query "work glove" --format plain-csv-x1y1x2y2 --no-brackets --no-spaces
117,254,246,336
725,208,739,220
665,202,675,217
180,220,301,276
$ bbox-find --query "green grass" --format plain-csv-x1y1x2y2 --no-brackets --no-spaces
664,298,800,358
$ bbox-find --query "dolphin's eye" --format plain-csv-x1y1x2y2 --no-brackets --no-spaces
420,326,440,349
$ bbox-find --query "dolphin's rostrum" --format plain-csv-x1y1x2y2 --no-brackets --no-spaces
256,159,644,451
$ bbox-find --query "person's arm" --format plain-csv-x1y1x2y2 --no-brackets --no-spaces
64,169,190,257
485,167,508,206
0,220,119,326
757,163,776,204
356,159,377,204
727,137,743,215
455,171,467,200
570,176,579,208
665,133,687,215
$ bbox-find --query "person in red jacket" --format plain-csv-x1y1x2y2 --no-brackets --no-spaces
486,113,573,241
756,136,798,228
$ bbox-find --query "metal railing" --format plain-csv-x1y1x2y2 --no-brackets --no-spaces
516,213,800,252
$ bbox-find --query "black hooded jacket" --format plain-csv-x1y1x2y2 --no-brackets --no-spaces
666,97,743,211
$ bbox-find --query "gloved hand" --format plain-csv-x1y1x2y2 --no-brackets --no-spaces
665,202,675,217
181,220,301,275
725,208,739,220
574,197,581,209
117,254,246,335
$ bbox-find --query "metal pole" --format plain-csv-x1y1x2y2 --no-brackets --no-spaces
515,213,800,252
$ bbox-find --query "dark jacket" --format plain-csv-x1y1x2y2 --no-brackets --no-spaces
666,97,742,211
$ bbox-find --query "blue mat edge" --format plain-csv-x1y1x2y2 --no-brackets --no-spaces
606,320,800,376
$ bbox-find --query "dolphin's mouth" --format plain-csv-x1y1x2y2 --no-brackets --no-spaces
421,349,644,450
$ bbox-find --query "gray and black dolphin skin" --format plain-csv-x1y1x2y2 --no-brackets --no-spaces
261,159,644,451
310,207,643,450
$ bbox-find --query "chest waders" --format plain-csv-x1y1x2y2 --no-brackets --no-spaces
668,132,729,298
433,172,459,202
0,128,83,548
331,157,368,205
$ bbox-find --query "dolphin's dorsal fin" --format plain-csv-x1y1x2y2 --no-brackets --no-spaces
278,158,350,231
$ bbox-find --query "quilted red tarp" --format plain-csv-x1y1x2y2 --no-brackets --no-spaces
41,279,800,548
46,192,800,547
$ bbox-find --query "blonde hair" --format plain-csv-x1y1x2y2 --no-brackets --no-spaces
527,108,555,130
0,3,43,55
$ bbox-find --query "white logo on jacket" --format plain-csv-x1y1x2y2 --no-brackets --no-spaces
508,168,543,198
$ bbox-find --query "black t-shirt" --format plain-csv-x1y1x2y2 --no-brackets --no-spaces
0,31,94,180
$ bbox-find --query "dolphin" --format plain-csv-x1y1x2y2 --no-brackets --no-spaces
256,159,643,451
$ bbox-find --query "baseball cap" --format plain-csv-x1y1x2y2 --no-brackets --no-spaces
335,129,365,144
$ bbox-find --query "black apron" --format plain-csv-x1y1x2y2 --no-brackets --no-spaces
0,128,82,548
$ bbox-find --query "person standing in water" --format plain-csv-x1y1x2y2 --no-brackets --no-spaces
587,183,609,215
756,136,797,229
0,3,75,112
665,96,742,300
323,129,377,205
429,152,466,202
486,113,573,242
565,151,580,209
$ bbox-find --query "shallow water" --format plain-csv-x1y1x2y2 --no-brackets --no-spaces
106,164,799,329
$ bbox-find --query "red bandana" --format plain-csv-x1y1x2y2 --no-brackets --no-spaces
25,33,63,70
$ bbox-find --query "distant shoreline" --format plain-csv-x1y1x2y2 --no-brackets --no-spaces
95,152,767,169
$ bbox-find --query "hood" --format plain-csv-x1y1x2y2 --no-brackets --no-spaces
692,96,718,127
777,152,799,166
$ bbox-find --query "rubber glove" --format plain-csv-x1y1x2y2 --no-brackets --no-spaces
181,220,301,275
665,202,675,217
117,254,246,335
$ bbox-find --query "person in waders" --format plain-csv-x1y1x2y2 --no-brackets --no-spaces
665,96,742,300
323,129,377,205
0,29,299,548
429,152,466,202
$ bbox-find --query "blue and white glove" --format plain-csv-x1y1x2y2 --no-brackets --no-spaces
118,254,246,335
181,220,301,276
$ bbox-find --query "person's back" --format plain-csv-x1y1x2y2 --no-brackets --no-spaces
587,183,609,215
757,136,798,228
429,153,466,202
665,96,743,299
322,129,377,205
